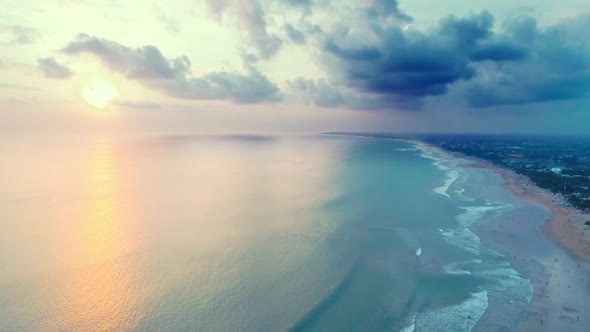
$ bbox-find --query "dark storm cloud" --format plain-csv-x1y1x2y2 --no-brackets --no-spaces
313,6,590,109
37,57,72,79
462,14,590,106
62,34,280,104
439,11,494,49
468,42,528,61
319,12,494,102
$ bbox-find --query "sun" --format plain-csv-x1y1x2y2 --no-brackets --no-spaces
80,78,120,109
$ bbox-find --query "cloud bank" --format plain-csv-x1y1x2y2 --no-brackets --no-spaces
53,1,590,111
314,7,590,107
62,34,280,103
284,1,590,110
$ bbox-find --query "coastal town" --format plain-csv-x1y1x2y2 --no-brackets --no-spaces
425,135,590,213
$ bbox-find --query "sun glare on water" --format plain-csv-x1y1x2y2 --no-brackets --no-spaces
80,78,120,109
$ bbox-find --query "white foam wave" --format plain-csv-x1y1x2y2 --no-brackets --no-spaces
400,315,416,332
434,169,460,198
413,291,488,332
455,187,466,197
441,204,508,256
434,259,532,332
411,141,450,172
456,206,498,226
454,174,476,202
416,248,422,257
418,152,449,171
487,249,505,258
444,261,475,275
411,141,464,199
441,227,481,255
478,265,534,303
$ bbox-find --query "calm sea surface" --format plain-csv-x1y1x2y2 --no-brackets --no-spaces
0,134,534,331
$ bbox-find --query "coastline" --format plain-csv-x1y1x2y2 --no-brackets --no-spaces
443,150,590,331
452,151,590,263
365,136,590,330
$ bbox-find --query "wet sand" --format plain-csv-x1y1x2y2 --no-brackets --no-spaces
458,154,590,262
451,152,590,331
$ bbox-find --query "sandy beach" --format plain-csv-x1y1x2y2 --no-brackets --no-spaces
452,152,590,331
460,154,590,262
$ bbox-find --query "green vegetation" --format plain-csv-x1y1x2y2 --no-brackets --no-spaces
585,221,590,226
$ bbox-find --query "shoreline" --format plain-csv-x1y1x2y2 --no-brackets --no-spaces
339,136,590,330
446,150,590,331
449,151,590,263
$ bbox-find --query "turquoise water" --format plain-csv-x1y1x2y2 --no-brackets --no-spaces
0,134,533,331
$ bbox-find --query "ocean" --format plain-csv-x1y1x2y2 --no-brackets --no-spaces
0,134,541,331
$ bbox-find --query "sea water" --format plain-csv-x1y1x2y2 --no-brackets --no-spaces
0,134,534,331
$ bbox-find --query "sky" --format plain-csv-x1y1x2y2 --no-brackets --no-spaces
1,0,590,135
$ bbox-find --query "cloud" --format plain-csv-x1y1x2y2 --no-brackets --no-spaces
365,0,413,23
0,25,40,45
307,5,590,110
37,57,73,79
157,66,281,103
318,12,490,102
284,0,314,16
62,34,280,103
288,77,344,107
63,34,188,79
288,77,422,110
206,0,282,60
50,3,590,112
284,23,306,44
468,42,528,62
461,14,590,107
439,11,494,50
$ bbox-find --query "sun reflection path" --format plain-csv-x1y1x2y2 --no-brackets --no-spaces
55,143,146,331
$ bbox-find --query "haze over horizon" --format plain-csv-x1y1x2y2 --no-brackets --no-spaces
1,0,590,135
4,3,590,331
